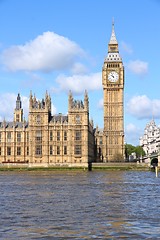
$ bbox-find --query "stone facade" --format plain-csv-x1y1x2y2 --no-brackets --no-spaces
0,22,125,166
95,21,125,162
140,119,160,155
0,91,95,167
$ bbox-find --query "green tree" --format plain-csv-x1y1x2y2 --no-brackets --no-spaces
125,144,135,158
125,144,145,160
134,146,145,158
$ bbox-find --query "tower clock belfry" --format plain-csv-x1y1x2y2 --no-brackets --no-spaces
102,21,125,161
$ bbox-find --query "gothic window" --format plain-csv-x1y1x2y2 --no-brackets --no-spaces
35,131,42,142
64,146,67,155
7,132,11,142
7,147,11,156
57,131,60,141
17,147,21,156
36,115,41,124
50,131,53,141
64,131,67,141
17,132,21,142
50,145,53,155
35,146,42,155
57,146,60,155
27,132,29,142
16,114,20,122
27,146,29,156
74,145,81,155
76,115,81,123
75,130,81,141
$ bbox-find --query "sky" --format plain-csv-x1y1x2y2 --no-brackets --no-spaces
0,0,160,146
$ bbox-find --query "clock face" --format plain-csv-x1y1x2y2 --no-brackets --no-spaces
108,71,119,82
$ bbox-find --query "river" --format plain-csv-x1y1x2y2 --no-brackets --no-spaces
0,170,160,239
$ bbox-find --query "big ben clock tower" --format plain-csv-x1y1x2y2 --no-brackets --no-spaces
102,21,125,161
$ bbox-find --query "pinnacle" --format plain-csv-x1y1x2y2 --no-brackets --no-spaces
109,20,118,44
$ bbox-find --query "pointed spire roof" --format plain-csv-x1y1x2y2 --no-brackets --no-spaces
109,19,118,45
15,93,22,110
105,19,122,61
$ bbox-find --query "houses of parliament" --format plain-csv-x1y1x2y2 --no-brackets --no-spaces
0,23,125,167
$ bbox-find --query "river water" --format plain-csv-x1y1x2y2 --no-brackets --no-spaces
0,170,160,239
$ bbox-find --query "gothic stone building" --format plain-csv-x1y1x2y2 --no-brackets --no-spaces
95,21,125,162
140,119,160,155
0,22,125,167
0,91,95,167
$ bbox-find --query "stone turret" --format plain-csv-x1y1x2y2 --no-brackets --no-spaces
68,90,89,111
14,93,23,122
84,90,89,111
29,91,51,112
68,91,73,111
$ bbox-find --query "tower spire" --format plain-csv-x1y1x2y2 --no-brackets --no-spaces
109,18,118,45
15,93,22,110
14,93,23,122
107,20,120,55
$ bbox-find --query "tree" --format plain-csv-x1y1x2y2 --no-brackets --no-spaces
112,153,124,162
134,146,145,158
125,144,135,159
125,144,145,160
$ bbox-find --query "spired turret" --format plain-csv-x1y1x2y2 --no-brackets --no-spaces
68,90,73,111
14,93,23,122
84,90,89,111
45,91,51,111
68,90,89,111
29,91,33,109
68,90,89,127
29,91,51,112
16,93,22,110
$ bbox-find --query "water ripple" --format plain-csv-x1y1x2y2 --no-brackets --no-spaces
0,171,160,239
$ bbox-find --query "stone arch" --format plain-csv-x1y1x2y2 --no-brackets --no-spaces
151,157,158,167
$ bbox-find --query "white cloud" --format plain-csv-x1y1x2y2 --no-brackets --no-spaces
21,95,29,119
56,72,102,95
0,93,56,122
97,98,103,109
121,41,133,54
1,32,85,73
51,103,57,115
0,93,29,121
71,62,88,74
125,123,142,145
126,123,138,133
127,95,160,119
127,60,148,75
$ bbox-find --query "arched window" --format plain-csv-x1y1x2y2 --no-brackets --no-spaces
36,115,41,124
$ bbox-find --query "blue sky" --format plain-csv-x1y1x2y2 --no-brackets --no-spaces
0,0,160,145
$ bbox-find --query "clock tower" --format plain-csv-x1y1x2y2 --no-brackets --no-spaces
102,21,124,161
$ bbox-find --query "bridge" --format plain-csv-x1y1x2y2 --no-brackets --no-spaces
143,152,160,167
